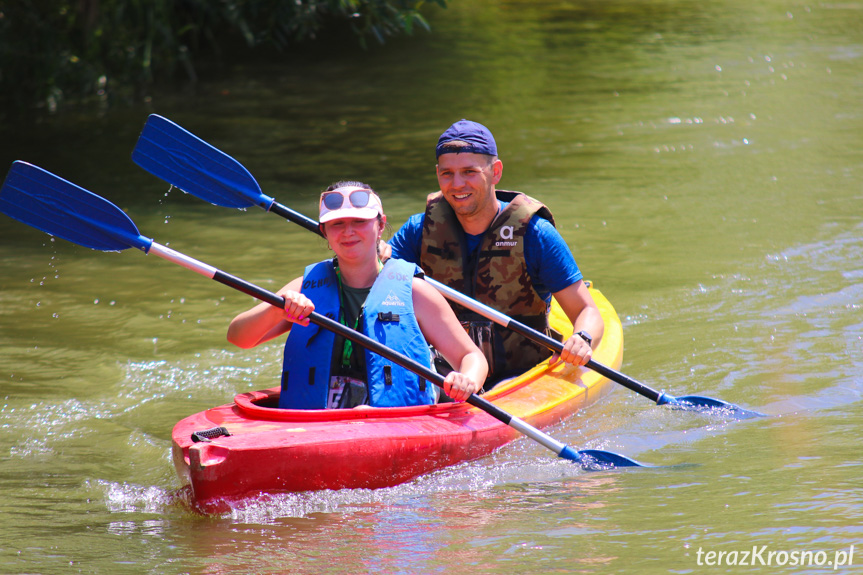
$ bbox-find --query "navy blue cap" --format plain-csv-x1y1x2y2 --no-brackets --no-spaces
435,119,497,158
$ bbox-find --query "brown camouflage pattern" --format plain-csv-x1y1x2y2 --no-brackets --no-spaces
420,190,558,378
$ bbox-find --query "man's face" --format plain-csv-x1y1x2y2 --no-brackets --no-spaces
436,152,502,221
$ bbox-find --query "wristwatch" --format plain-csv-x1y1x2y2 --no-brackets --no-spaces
575,330,592,346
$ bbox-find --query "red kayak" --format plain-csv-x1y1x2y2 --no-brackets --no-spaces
172,284,623,513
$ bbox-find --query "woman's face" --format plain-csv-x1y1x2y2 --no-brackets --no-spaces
323,217,383,261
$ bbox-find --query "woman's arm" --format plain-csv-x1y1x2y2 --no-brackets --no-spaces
226,276,312,349
412,279,488,401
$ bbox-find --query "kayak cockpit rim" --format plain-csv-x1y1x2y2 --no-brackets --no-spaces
231,356,585,422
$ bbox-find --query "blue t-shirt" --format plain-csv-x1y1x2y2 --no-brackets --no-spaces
388,201,582,305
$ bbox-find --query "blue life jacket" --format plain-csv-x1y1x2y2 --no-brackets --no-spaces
279,258,436,409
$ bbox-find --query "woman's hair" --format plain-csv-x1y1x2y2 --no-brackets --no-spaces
325,180,372,192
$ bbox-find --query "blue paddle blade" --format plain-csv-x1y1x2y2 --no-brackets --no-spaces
132,114,274,210
659,393,765,419
558,446,648,468
0,161,152,253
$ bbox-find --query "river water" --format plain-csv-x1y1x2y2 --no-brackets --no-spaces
1,0,862,573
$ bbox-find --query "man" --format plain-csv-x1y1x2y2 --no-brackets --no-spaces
387,119,604,388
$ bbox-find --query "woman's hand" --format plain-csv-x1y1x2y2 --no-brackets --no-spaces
280,289,314,326
228,276,306,349
442,371,481,403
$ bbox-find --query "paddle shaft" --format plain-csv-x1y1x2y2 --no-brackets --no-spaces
1,160,651,465
131,114,763,417
263,197,666,403
131,114,663,402
146,242,574,457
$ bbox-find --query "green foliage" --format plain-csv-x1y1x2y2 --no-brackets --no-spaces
0,0,446,113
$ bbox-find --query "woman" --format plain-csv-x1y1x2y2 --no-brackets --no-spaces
227,181,488,409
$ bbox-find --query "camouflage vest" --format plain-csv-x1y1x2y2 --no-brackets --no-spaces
420,190,557,382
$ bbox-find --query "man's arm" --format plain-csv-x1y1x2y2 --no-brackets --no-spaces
551,279,605,367
386,213,425,263
554,280,605,345
527,217,604,366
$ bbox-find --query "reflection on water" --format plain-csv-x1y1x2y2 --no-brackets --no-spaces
1,0,863,572
100,469,630,574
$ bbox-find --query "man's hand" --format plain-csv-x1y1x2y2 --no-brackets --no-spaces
378,240,392,261
551,333,592,367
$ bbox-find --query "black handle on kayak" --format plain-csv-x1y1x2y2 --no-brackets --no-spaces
191,426,232,443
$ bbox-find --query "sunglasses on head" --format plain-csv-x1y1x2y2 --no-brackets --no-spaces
321,189,371,210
